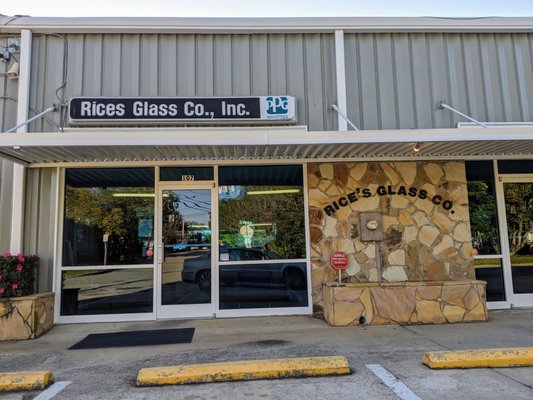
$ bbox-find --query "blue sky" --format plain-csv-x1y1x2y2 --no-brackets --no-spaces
2,0,533,18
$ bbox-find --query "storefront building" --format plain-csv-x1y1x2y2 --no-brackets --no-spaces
0,17,532,324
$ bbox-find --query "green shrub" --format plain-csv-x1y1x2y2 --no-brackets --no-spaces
0,252,39,297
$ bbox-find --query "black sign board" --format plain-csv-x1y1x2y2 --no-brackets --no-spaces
68,96,296,126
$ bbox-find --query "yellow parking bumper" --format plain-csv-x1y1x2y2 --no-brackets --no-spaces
423,347,533,369
137,356,350,386
0,371,54,392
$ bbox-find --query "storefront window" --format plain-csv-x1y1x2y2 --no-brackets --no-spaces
466,161,505,301
218,166,306,259
217,165,308,309
465,161,500,255
62,168,155,266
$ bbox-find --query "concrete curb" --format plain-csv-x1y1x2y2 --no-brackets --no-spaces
0,371,54,392
423,347,533,369
136,356,351,386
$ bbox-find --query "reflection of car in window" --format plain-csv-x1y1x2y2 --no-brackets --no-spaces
181,248,306,292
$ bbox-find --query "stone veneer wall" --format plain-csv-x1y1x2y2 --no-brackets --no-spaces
308,162,474,314
0,292,54,340
323,281,488,326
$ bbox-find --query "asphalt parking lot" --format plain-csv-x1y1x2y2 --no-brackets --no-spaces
1,309,532,400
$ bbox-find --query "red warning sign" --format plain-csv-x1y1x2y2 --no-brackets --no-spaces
331,251,348,270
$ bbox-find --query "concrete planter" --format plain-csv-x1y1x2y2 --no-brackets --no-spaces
0,292,54,341
323,280,487,326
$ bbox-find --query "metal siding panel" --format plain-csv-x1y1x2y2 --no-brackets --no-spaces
66,35,85,96
83,34,103,95
0,160,13,250
304,34,325,131
444,34,469,127
38,169,56,292
462,34,487,122
30,36,47,132
358,34,379,130
251,34,269,94
392,34,416,129
140,35,159,96
375,34,396,129
120,34,141,96
428,34,450,128
177,35,196,95
102,35,122,95
232,35,251,95
513,34,533,120
214,35,232,95
345,34,363,130
23,168,40,254
196,35,214,96
496,34,522,121
159,35,177,96
1,81,18,132
22,168,56,292
411,34,433,128
480,34,500,120
268,34,287,94
322,34,337,131
287,34,307,127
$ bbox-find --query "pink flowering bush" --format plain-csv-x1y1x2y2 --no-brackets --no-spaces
0,252,39,297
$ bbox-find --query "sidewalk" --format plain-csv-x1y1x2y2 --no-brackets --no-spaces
1,309,532,399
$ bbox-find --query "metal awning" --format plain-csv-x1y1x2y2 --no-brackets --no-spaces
0,126,532,167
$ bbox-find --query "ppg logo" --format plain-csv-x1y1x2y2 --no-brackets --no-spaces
266,96,289,115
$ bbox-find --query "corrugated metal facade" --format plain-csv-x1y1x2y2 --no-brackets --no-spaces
0,159,13,251
345,33,533,130
29,33,337,132
26,31,533,133
23,168,58,292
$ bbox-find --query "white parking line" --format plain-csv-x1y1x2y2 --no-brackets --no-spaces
366,364,422,400
33,381,73,400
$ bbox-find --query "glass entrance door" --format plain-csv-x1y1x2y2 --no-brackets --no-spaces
502,179,533,306
157,184,215,318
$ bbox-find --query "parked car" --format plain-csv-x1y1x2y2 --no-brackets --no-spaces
181,248,307,291
165,242,211,253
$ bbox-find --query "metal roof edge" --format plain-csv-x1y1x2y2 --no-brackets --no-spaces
1,126,532,147
1,16,533,34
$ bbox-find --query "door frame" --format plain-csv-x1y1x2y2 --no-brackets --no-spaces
496,174,533,308
155,181,218,319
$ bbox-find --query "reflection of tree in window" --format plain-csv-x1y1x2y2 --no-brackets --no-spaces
65,187,154,265
162,192,185,244
504,183,533,255
219,186,305,259
467,181,500,255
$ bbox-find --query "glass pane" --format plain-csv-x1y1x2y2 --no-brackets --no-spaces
218,165,308,310
474,258,506,302
162,189,212,305
498,160,533,174
219,261,308,309
218,186,306,258
63,168,155,266
466,162,500,255
504,182,533,294
60,269,153,315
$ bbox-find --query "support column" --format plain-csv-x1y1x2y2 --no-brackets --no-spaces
9,29,32,254
334,30,348,131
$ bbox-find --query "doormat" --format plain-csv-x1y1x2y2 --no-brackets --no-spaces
68,328,195,350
